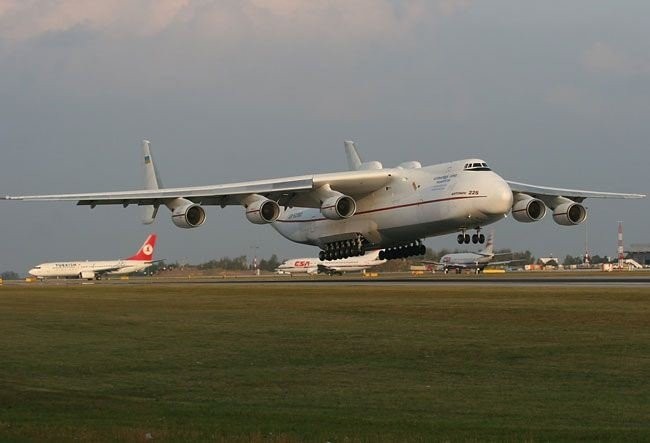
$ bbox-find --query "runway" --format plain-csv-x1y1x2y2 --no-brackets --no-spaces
11,273,650,288
165,276,650,287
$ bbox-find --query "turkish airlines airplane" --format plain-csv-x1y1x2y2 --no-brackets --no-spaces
4,141,644,261
424,232,520,274
276,249,385,275
28,234,158,280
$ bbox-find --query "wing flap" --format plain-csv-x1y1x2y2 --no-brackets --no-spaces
507,180,645,201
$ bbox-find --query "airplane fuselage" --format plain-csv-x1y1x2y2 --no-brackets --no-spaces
276,251,385,275
29,260,152,279
440,253,493,270
272,159,513,249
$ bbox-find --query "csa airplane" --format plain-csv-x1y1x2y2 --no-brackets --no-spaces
276,249,385,276
3,141,644,260
424,232,520,274
28,234,158,280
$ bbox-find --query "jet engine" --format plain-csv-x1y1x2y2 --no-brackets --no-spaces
320,195,356,220
171,203,206,228
245,199,280,224
79,271,95,280
553,202,587,226
511,195,546,223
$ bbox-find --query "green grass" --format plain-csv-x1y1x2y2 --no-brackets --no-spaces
0,284,648,442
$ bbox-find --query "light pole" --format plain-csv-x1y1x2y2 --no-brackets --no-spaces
250,245,260,276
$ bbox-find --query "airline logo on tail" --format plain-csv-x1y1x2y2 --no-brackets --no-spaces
127,234,157,261
481,231,495,255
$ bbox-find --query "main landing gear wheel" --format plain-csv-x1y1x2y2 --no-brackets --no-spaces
460,229,485,244
321,235,367,261
457,232,472,244
379,240,426,261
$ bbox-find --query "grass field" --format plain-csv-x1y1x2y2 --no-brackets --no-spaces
0,284,648,442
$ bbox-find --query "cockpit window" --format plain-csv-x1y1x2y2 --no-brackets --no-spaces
464,162,491,171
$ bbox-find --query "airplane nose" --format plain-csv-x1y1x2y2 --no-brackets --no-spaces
28,269,38,277
482,176,513,216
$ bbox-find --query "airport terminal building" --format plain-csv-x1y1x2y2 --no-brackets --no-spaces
627,244,650,266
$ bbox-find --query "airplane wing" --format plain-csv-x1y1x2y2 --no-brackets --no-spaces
486,259,525,267
474,252,514,258
506,181,645,202
421,260,469,269
3,170,391,209
317,263,343,275
420,260,442,265
93,265,125,275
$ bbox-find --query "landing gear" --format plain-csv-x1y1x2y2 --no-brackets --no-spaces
378,240,426,261
458,228,486,244
321,234,367,261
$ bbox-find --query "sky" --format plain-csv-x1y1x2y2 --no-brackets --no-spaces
0,0,648,273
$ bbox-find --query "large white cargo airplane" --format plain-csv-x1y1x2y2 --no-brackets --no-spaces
276,249,385,275
28,234,158,280
423,232,520,274
4,141,644,261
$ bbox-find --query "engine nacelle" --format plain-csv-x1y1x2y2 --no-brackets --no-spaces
245,199,280,224
511,196,546,223
320,195,356,220
553,202,587,226
171,203,206,228
79,271,95,280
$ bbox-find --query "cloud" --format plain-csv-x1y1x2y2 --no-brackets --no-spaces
0,0,471,44
543,85,602,116
581,42,650,76
0,0,192,41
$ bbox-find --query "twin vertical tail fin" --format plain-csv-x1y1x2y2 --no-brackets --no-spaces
344,141,383,171
127,234,157,261
344,141,362,171
141,140,163,224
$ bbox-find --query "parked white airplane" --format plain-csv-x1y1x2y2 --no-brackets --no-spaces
4,141,644,261
276,249,385,275
423,232,520,274
28,234,158,280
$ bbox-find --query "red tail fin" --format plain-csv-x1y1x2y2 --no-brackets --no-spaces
126,234,157,261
